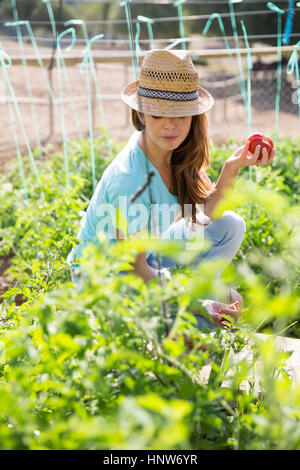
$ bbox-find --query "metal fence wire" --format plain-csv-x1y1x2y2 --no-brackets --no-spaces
201,67,299,115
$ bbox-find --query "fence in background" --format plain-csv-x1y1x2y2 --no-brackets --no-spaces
0,43,299,177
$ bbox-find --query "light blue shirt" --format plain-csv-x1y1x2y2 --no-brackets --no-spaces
67,131,180,266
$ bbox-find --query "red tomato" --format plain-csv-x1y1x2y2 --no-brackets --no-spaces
247,132,274,160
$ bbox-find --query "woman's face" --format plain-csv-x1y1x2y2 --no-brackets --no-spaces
138,112,192,152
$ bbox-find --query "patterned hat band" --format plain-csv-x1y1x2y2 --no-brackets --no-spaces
137,85,199,102
121,50,214,116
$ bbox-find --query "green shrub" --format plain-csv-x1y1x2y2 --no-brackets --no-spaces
0,133,299,449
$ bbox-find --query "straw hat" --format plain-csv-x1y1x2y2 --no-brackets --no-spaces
121,49,214,117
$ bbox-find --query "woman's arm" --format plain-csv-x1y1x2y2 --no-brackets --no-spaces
115,228,158,283
130,251,159,282
202,163,239,220
203,141,275,220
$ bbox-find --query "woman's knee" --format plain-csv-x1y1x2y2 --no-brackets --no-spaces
221,210,246,240
70,265,82,285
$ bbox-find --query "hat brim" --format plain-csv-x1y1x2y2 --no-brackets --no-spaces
121,80,214,117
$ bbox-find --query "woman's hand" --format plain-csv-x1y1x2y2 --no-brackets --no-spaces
225,140,276,175
199,299,243,328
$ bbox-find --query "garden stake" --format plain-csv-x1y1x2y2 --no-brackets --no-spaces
283,0,295,45
202,13,233,57
173,0,188,50
120,0,139,80
267,2,285,139
202,10,248,110
0,41,29,201
240,19,254,190
8,0,42,158
286,40,300,118
4,20,58,121
80,34,105,193
134,21,142,71
228,0,248,108
65,19,113,159
137,16,155,50
165,38,190,50
56,27,77,187
43,0,83,139
0,49,42,192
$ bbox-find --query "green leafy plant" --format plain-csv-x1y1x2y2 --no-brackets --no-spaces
0,133,300,450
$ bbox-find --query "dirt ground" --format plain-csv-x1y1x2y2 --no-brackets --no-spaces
0,38,299,175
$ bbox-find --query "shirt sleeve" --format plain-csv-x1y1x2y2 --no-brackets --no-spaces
104,173,151,239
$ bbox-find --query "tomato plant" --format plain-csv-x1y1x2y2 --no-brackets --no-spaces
0,133,299,450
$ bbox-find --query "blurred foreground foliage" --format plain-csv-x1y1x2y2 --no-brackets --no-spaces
0,131,299,450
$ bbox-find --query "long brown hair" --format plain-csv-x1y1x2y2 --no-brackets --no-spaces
131,109,216,223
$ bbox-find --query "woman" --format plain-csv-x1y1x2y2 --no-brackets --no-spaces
67,49,275,330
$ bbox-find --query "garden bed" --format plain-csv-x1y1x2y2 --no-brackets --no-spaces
0,133,299,450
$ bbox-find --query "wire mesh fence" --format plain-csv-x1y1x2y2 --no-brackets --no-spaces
201,66,300,115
